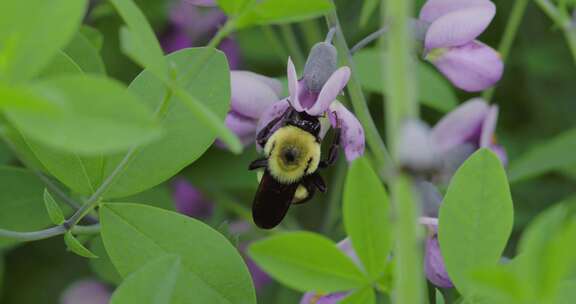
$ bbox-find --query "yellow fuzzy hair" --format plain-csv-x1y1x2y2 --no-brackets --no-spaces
264,126,321,184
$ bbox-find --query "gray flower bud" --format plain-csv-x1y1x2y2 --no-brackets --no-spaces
302,42,337,93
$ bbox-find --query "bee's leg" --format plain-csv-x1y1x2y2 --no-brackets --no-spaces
256,107,294,147
307,172,326,193
292,179,316,205
248,158,268,170
320,113,341,169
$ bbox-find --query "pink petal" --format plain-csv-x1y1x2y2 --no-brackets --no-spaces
431,98,490,153
489,144,508,167
479,105,498,148
300,292,349,304
425,3,496,49
419,0,494,23
225,111,257,139
61,280,111,304
255,98,291,149
431,41,503,92
172,178,213,218
287,57,304,112
425,235,454,288
307,67,351,116
230,71,282,119
328,102,365,162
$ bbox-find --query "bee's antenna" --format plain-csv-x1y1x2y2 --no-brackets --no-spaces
325,27,337,44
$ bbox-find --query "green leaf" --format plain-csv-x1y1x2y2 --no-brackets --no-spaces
555,280,576,304
216,0,253,16
515,202,576,301
101,48,231,198
236,0,333,28
64,31,106,74
90,236,122,285
439,149,514,298
43,189,65,225
100,203,256,303
509,128,576,183
359,0,379,27
0,83,53,111
248,232,366,293
343,157,391,280
80,26,104,51
5,75,162,155
108,0,169,81
38,51,83,78
353,49,458,113
64,231,98,259
0,166,54,248
340,287,376,304
0,0,87,83
436,290,446,304
110,255,181,304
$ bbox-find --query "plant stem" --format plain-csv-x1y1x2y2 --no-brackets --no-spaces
279,24,306,68
382,0,423,302
325,7,393,180
535,0,576,64
0,224,100,242
350,26,389,54
483,0,529,102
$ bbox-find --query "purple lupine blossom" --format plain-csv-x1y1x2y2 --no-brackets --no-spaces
418,0,503,92
229,221,272,292
159,0,241,69
60,279,111,304
256,45,365,161
171,177,213,219
218,71,283,148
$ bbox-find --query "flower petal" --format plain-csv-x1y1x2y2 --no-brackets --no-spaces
230,71,282,119
479,105,498,148
225,111,257,139
398,119,440,173
255,98,291,149
300,292,349,304
61,280,111,304
489,144,508,167
425,235,454,288
172,178,213,218
419,0,494,23
425,2,496,49
219,38,242,70
328,102,365,161
431,98,490,153
287,57,304,112
431,41,503,92
307,66,351,116
159,25,193,54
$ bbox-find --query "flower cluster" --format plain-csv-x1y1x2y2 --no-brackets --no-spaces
418,0,503,92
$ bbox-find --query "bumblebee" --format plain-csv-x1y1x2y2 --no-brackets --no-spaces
249,107,340,229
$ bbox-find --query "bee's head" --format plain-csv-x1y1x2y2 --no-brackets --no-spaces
264,126,321,184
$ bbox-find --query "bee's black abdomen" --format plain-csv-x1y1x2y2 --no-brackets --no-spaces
252,170,299,229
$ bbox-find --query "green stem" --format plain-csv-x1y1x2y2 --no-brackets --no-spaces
535,0,576,64
280,24,306,68
0,224,100,242
382,0,423,302
483,0,529,102
325,8,393,180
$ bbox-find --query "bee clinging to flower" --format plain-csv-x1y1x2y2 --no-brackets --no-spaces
248,29,365,229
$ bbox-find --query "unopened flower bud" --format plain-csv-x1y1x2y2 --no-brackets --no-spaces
302,42,338,93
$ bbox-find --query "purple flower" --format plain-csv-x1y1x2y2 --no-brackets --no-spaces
421,219,454,288
419,0,503,92
299,239,359,303
256,55,365,162
159,0,241,69
60,279,111,304
218,71,283,148
171,177,213,219
430,98,507,181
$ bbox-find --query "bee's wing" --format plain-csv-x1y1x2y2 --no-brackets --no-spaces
252,170,298,229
